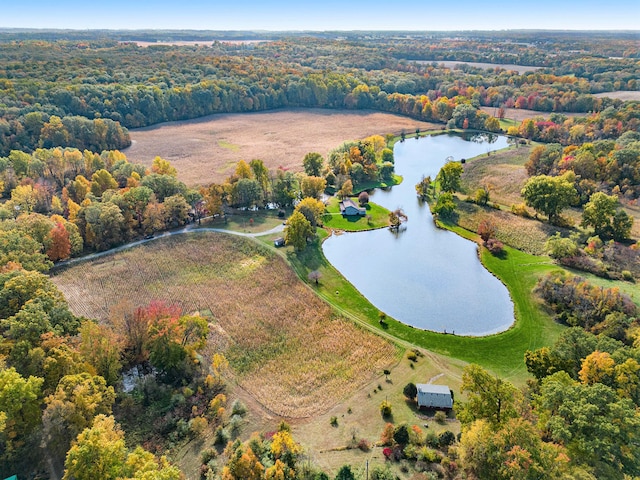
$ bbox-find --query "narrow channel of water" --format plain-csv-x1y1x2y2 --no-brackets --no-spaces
322,133,515,336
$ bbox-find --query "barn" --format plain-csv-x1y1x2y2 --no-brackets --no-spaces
416,384,453,409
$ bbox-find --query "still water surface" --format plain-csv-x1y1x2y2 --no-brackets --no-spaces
322,133,514,336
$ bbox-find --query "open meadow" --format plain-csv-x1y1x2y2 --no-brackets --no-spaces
123,108,440,186
51,232,397,418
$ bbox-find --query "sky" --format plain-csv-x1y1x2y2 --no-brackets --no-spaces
1,0,639,31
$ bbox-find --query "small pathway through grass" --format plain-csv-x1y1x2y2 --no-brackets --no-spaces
54,221,285,268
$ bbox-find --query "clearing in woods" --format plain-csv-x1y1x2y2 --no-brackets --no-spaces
51,232,397,418
122,108,441,186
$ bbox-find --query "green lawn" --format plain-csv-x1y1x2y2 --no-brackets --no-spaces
277,222,565,384
351,174,403,195
322,197,390,231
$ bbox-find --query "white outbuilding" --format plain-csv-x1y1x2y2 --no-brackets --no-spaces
416,384,453,409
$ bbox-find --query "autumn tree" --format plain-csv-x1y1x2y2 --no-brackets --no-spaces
294,197,325,229
90,169,118,197
163,194,190,228
437,161,464,193
151,156,177,177
142,201,166,234
46,222,71,262
300,175,327,199
337,179,353,199
79,322,123,386
42,372,116,461
415,175,432,199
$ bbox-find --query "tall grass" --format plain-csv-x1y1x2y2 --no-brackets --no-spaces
52,232,396,417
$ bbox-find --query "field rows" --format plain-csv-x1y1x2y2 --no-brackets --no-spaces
52,232,396,417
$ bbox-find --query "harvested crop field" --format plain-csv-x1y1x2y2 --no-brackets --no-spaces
123,108,440,186
594,91,640,101
411,60,540,74
51,232,396,417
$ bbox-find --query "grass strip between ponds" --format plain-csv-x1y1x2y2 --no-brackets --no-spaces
278,224,566,384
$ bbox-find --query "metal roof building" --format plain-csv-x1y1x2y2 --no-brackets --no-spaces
416,384,453,409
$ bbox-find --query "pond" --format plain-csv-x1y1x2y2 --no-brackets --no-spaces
322,133,514,336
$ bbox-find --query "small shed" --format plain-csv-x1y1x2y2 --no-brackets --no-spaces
274,237,285,247
416,384,453,409
339,198,366,216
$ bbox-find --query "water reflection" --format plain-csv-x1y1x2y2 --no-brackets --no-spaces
322,134,514,336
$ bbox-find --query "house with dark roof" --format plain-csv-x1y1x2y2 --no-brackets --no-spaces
339,198,366,216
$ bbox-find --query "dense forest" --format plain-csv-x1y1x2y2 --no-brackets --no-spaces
0,29,639,480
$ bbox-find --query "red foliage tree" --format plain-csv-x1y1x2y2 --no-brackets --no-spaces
46,222,71,261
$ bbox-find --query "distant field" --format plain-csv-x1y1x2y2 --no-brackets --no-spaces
123,108,440,187
51,233,396,418
594,91,640,101
409,59,540,74
480,107,583,123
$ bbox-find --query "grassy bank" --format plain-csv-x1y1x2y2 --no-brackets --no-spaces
284,225,565,383
322,197,390,231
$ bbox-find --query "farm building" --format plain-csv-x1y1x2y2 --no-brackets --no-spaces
339,198,366,216
416,384,453,409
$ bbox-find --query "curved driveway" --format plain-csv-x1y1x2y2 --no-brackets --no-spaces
54,222,285,268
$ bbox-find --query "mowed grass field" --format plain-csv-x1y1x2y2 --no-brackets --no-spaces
51,232,397,418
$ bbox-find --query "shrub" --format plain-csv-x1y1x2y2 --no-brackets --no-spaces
358,191,370,206
622,270,634,281
485,238,504,255
407,350,418,362
380,422,395,446
403,382,418,400
213,425,229,446
357,438,371,451
434,410,447,424
200,447,217,464
438,430,456,447
230,399,247,417
330,416,338,427
425,431,439,448
228,414,243,436
511,203,532,218
189,416,208,437
380,400,392,418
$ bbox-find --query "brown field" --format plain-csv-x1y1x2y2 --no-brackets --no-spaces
411,60,539,74
123,108,441,187
480,106,584,123
594,91,640,101
126,40,270,47
51,232,396,418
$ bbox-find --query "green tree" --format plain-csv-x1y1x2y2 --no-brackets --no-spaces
437,161,464,193
403,382,417,400
611,209,633,241
415,175,432,199
272,169,298,208
232,178,263,208
521,173,577,222
0,366,43,454
163,194,190,228
458,364,521,427
303,152,324,177
433,192,456,219
284,211,313,251
581,192,618,237
0,229,52,272
334,465,356,480
536,371,640,477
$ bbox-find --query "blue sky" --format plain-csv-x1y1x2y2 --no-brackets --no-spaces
2,0,639,31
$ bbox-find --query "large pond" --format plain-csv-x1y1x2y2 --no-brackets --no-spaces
322,133,514,336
